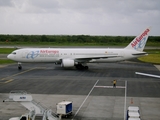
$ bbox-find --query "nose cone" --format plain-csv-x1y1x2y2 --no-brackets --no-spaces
7,54,10,59
7,54,12,60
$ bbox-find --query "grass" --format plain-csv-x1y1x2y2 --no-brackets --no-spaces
0,48,17,54
138,54,160,64
138,49,160,64
0,59,16,64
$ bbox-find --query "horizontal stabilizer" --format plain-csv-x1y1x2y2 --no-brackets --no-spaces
132,52,148,56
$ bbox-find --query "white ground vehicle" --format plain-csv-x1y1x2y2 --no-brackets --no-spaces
126,106,141,120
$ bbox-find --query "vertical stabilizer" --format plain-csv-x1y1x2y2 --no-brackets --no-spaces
125,27,151,52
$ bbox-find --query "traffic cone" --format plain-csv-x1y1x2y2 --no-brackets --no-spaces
131,98,133,104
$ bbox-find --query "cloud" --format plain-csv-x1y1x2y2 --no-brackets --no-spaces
0,0,13,7
0,0,160,35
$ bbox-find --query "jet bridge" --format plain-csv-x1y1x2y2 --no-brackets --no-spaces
3,90,58,120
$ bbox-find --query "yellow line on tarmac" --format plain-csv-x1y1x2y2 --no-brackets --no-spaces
1,67,38,80
0,79,14,84
4,79,14,83
0,65,7,68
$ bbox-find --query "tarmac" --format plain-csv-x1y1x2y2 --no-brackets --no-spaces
0,62,160,120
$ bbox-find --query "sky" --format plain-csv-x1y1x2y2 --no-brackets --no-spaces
0,0,160,36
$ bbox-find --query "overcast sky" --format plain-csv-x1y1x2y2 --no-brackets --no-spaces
0,0,160,36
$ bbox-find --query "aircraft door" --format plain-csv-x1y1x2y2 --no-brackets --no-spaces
22,50,29,59
120,51,125,58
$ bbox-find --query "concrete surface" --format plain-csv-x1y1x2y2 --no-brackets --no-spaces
0,62,160,120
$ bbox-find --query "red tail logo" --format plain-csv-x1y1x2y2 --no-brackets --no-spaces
131,29,150,48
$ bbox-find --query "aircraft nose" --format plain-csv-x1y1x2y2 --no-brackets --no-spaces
7,54,11,59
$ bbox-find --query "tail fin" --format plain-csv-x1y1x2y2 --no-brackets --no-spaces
125,27,151,52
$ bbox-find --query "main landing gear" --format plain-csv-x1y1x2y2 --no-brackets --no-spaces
75,64,88,70
18,62,22,70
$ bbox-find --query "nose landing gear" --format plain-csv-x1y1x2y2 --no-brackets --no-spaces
18,62,22,70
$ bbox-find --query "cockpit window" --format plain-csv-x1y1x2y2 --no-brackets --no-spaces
12,52,16,55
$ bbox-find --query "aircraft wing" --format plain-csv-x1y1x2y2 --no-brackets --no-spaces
74,55,120,62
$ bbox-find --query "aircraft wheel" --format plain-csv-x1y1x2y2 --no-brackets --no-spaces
75,64,88,70
18,65,22,70
75,64,83,70
84,66,88,70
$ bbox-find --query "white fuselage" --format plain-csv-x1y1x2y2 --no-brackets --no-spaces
7,48,144,63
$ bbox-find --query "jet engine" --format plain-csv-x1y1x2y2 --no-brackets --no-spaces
61,59,75,67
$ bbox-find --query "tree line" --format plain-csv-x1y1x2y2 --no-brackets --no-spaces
0,34,159,44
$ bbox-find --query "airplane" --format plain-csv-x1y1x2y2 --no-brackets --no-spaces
7,27,151,70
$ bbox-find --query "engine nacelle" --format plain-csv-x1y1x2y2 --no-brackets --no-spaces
61,59,75,68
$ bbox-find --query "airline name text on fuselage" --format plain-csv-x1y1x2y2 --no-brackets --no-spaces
131,28,150,48
39,50,59,57
40,50,59,54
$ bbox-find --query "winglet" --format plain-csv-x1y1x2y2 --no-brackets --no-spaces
125,27,151,52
